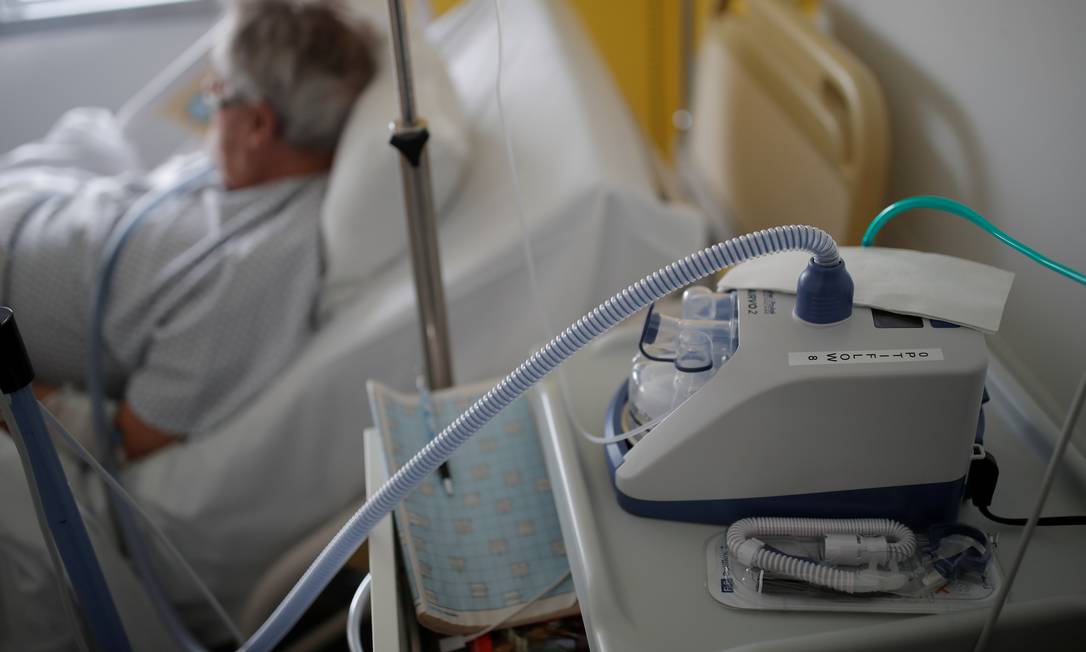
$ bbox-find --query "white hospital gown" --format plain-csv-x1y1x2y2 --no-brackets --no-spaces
0,109,327,435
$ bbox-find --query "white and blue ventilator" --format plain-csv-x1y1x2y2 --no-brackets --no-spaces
606,282,988,527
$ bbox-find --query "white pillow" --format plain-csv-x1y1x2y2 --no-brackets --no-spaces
319,4,470,317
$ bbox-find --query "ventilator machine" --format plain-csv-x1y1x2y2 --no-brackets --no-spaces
608,284,986,529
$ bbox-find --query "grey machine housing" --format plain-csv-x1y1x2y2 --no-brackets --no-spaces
610,289,988,527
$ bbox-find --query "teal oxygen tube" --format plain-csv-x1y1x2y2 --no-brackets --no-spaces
860,195,1086,286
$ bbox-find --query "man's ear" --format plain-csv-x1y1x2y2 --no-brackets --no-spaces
246,101,280,149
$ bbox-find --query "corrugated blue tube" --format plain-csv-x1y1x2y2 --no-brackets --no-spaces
240,225,841,651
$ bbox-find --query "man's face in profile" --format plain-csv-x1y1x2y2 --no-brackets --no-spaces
205,76,278,190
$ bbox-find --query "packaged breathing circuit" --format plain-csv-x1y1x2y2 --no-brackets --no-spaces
706,519,1002,614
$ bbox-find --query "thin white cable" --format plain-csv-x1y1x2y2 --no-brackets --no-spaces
425,21,587,593
492,0,549,337
39,404,244,645
576,410,665,444
464,571,572,644
972,366,1086,652
492,0,663,446
346,573,371,652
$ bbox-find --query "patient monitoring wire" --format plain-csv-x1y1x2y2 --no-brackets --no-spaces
89,164,231,652
85,160,311,649
492,0,664,446
84,162,240,651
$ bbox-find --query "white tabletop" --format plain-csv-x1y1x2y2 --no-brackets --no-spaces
529,320,1086,652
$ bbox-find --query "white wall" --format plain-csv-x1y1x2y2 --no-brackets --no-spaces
826,1,1086,448
0,6,216,153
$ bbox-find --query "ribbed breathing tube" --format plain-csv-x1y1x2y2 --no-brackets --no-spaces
727,517,917,594
241,225,841,651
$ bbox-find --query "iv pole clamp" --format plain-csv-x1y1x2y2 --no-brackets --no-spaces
386,0,454,393
0,307,132,652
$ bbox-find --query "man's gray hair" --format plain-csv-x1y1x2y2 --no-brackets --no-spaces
213,0,380,151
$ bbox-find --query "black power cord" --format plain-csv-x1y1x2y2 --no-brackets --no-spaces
978,504,1086,526
966,451,1086,526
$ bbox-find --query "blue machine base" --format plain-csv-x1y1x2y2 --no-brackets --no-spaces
604,384,965,528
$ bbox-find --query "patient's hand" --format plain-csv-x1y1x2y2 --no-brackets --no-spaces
117,402,180,460
0,383,58,433
33,383,58,401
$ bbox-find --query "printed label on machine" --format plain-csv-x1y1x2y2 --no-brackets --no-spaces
743,289,777,316
788,348,944,366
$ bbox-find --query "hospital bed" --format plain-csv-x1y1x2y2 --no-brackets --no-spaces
677,0,888,245
95,0,705,638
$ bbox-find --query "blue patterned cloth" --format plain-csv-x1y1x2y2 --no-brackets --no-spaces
370,382,574,620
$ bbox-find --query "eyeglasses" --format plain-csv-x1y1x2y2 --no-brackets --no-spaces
201,77,248,113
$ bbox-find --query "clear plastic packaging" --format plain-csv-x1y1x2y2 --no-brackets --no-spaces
706,524,1002,614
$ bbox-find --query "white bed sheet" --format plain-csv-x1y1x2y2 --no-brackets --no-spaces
115,0,706,622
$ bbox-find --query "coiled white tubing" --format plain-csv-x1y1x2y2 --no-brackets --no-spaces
727,517,917,594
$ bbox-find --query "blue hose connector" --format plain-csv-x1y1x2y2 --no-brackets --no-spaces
794,258,854,324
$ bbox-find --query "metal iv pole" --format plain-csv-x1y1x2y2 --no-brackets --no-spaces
385,0,454,393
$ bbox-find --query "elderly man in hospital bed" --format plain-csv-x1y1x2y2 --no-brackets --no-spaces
0,0,381,647
0,0,709,647
0,0,377,459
